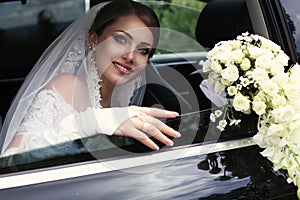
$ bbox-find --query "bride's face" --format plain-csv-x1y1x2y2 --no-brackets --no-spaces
91,15,154,86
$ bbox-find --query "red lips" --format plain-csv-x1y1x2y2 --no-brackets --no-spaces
112,61,132,75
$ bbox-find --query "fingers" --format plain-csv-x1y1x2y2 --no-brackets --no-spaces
138,114,181,138
114,106,181,151
134,115,181,150
115,118,162,150
141,121,174,146
129,106,179,118
128,128,161,151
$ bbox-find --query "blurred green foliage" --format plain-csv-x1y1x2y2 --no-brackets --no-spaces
142,0,207,53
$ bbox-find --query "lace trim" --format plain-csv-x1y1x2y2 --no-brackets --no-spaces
62,43,103,109
87,50,102,108
59,43,83,74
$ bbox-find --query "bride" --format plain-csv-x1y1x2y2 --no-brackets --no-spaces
0,0,181,156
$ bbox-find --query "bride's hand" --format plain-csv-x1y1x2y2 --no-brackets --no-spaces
113,106,181,150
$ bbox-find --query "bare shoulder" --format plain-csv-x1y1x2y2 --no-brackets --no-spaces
45,73,81,91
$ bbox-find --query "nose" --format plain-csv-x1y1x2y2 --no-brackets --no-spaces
121,50,135,63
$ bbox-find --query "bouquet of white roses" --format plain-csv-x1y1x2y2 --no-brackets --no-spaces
203,32,300,198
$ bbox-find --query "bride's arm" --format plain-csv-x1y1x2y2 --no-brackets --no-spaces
2,74,180,156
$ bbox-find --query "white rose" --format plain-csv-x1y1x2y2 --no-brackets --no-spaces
261,80,279,96
248,46,265,59
259,36,281,52
252,100,266,115
255,55,273,69
275,52,289,66
216,51,231,64
233,93,250,113
210,61,223,73
240,58,251,71
272,73,288,88
231,49,244,64
288,120,300,142
289,63,300,83
268,60,285,75
271,94,286,108
221,65,239,83
229,40,241,49
271,105,294,123
267,123,285,136
284,83,300,101
254,91,266,102
210,43,232,64
252,67,269,83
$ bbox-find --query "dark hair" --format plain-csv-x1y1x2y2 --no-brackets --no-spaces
89,0,160,57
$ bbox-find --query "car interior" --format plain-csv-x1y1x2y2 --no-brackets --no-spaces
0,0,257,170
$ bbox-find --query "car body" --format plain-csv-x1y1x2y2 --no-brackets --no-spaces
0,0,300,199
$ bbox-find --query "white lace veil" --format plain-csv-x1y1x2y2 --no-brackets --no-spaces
0,2,150,153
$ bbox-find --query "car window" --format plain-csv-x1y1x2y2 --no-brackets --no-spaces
279,0,300,62
0,0,257,175
142,0,207,54
0,0,86,121
0,0,85,76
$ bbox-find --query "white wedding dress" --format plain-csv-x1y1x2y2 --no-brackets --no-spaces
0,1,192,157
0,2,148,156
1,61,132,156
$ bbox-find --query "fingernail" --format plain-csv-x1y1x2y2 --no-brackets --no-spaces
166,139,174,146
174,131,181,137
171,111,179,116
153,144,160,151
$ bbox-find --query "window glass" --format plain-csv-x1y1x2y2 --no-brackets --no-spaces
0,0,85,76
0,0,85,130
0,0,85,172
141,0,207,54
0,0,257,174
280,0,300,61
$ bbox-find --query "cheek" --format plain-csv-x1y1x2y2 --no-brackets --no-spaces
134,56,148,70
94,42,125,71
96,41,125,59
134,62,147,73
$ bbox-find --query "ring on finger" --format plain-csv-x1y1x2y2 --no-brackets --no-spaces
142,122,151,132
138,113,148,122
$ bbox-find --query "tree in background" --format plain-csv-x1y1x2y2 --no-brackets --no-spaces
143,0,207,53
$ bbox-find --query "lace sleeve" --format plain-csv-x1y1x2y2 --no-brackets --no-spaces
2,89,139,157
18,89,75,133
2,89,76,156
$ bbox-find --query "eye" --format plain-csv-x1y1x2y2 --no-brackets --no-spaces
136,47,151,55
113,34,128,44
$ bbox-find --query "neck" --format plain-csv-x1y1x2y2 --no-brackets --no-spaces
100,77,114,108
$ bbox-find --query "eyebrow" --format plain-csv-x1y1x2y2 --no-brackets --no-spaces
115,30,152,47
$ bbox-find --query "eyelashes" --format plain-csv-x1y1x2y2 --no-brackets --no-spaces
113,33,151,56
136,47,151,55
113,34,128,45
